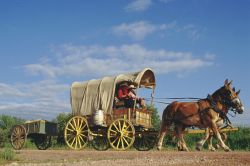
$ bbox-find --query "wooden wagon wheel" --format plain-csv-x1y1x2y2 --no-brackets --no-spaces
10,125,27,150
134,133,157,151
92,136,110,151
34,134,52,150
107,119,135,150
64,116,89,150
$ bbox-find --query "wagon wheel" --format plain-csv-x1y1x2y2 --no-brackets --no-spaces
10,125,27,150
134,133,157,151
34,134,52,150
107,119,135,150
64,116,89,150
92,136,110,151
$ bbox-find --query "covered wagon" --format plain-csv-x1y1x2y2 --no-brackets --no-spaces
64,68,157,151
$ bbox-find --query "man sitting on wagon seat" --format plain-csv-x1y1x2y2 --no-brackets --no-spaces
117,82,146,109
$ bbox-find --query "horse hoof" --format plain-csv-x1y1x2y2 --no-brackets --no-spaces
209,147,216,151
195,143,202,151
157,146,161,151
224,148,231,152
196,146,201,151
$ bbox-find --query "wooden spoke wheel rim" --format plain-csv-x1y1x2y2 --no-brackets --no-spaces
10,125,27,150
64,116,89,150
107,119,135,151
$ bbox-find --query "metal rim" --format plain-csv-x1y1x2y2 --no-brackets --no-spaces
10,125,27,150
107,119,135,150
64,116,89,150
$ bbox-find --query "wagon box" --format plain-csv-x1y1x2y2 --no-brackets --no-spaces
24,120,57,136
10,120,57,150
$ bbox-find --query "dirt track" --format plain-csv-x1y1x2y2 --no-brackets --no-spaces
5,150,250,166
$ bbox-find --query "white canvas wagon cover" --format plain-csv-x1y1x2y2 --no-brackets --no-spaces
70,68,156,116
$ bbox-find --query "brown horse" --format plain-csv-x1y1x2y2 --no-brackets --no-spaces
157,79,244,151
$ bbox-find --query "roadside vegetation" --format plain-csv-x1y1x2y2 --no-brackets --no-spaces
0,109,249,153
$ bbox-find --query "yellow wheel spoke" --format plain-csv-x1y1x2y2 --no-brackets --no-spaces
73,118,77,130
122,137,130,146
68,121,76,131
123,134,133,140
79,123,87,131
108,119,135,150
112,123,120,132
121,138,125,149
75,137,78,149
111,136,119,144
118,121,122,131
70,137,76,146
109,129,118,134
78,134,86,143
77,117,80,130
80,133,88,138
64,116,89,150
116,137,121,148
66,127,74,132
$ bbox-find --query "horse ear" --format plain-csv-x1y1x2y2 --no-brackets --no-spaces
224,79,229,85
236,89,241,95
225,79,232,86
233,87,236,92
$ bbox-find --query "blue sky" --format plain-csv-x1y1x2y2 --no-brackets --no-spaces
0,0,249,125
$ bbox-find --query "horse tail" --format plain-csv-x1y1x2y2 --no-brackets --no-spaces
161,101,178,126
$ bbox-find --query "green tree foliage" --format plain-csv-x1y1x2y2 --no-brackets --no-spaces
0,115,25,147
148,105,161,130
53,112,72,145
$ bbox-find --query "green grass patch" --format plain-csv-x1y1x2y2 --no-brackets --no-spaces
0,148,16,161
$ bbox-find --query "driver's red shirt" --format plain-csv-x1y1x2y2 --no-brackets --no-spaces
118,86,129,99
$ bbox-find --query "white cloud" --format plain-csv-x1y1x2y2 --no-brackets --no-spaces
125,0,175,12
113,21,156,41
113,21,177,41
125,0,152,12
0,83,25,97
0,80,70,120
23,44,214,78
113,21,203,41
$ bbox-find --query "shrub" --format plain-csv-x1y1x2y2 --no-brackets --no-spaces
0,148,16,161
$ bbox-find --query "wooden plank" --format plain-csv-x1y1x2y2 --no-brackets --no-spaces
185,127,239,134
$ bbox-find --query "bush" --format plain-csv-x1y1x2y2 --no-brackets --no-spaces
148,105,161,130
53,113,72,145
0,148,16,161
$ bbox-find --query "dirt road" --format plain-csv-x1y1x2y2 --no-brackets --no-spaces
6,150,250,166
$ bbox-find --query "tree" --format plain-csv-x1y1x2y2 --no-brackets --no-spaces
53,112,72,145
0,115,25,147
148,105,161,130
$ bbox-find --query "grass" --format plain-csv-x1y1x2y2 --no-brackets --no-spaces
0,148,16,161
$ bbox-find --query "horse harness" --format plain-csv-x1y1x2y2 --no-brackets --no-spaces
169,95,231,126
198,95,231,125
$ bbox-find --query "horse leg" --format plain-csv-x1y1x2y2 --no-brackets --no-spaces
215,132,228,149
207,133,216,151
176,124,189,151
157,122,168,151
196,128,211,151
211,123,231,152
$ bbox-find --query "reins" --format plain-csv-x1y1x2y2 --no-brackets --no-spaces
144,97,202,105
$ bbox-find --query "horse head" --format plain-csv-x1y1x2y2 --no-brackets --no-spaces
213,79,244,114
